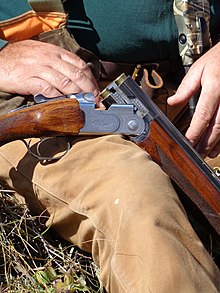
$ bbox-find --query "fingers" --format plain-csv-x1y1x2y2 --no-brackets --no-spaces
193,104,220,158
27,64,99,97
167,64,202,106
167,43,220,158
60,50,97,84
185,91,218,141
52,58,99,96
0,40,100,98
21,77,62,97
184,64,220,155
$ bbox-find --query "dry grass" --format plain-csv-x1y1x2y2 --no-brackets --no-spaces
1,184,219,292
0,190,104,293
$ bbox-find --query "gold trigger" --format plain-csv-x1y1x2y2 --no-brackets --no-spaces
131,64,142,80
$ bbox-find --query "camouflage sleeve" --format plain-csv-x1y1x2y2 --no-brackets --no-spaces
173,0,212,67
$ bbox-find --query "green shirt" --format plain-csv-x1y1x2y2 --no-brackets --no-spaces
0,1,31,48
64,0,220,63
0,0,219,64
64,0,179,63
0,1,31,20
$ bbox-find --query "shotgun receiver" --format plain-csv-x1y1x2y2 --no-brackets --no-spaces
0,74,219,234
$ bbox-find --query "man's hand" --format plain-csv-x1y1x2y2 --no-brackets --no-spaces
0,39,100,99
168,42,220,158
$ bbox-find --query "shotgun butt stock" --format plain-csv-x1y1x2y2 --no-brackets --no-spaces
0,98,85,145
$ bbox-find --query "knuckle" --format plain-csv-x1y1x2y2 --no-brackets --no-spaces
179,79,194,93
190,130,201,141
196,107,211,123
213,122,220,132
73,69,85,80
60,77,72,88
77,59,88,70
38,83,54,95
181,80,190,90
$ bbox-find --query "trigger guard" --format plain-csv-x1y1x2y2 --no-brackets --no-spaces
21,137,71,162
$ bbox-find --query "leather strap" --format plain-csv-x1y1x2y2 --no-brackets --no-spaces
101,61,164,90
101,59,182,79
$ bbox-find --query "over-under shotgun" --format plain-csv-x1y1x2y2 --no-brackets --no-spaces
0,74,219,233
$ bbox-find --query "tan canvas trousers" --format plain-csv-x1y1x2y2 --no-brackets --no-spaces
0,135,219,292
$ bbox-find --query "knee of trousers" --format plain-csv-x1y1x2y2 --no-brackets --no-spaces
0,134,190,227
0,134,184,238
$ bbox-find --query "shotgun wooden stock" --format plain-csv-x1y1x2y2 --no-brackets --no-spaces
0,98,85,145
